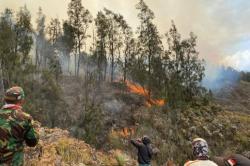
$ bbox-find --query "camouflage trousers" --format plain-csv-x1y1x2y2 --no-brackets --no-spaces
0,151,24,166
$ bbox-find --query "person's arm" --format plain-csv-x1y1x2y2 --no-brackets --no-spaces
13,109,39,147
24,119,39,147
130,139,143,148
146,144,153,158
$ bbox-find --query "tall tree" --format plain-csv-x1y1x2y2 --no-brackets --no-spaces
15,5,33,65
35,7,46,69
0,6,34,86
0,9,15,88
114,14,134,82
164,22,205,106
94,11,108,81
136,0,163,97
47,18,62,47
60,21,75,73
67,0,92,76
103,9,123,82
47,18,62,82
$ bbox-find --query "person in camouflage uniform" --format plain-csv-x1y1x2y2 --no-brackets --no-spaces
0,86,39,166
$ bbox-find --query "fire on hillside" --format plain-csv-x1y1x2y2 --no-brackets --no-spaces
125,81,165,107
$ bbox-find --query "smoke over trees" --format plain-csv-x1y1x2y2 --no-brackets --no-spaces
0,0,207,107
1,2,249,165
0,0,209,148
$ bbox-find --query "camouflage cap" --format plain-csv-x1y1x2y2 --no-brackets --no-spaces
4,86,25,102
192,137,209,158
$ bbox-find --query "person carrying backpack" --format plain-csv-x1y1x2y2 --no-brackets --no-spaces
0,86,39,166
131,135,153,166
184,138,218,166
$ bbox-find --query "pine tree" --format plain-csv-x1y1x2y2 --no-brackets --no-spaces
0,9,15,87
15,5,33,65
60,21,75,73
117,16,134,82
47,18,62,82
164,22,205,106
136,0,163,97
67,0,92,76
94,11,109,81
103,8,120,82
47,18,62,47
35,7,46,69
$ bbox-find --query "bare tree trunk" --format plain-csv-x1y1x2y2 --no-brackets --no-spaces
74,48,77,76
35,44,39,68
68,55,70,74
148,50,152,98
0,62,5,96
123,53,127,82
77,40,81,76
111,43,114,82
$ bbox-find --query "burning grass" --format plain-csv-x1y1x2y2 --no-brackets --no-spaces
125,80,165,107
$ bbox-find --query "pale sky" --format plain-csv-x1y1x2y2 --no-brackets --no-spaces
1,0,250,71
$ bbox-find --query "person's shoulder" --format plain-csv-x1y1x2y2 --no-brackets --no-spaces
207,160,219,165
184,160,197,166
13,109,32,122
184,160,218,166
200,160,218,166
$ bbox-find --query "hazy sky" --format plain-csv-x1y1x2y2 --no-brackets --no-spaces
1,0,250,71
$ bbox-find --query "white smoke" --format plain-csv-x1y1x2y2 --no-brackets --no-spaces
222,50,250,72
202,63,240,91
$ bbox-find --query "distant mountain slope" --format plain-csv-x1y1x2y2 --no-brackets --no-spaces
214,81,250,114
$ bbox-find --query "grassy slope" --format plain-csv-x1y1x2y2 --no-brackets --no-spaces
24,126,137,166
215,81,250,113
107,81,250,165
25,78,249,166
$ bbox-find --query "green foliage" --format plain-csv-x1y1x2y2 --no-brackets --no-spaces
94,11,109,81
47,18,62,46
115,154,126,166
15,6,33,59
135,0,163,96
0,7,33,86
127,103,250,165
23,71,68,128
68,0,92,76
59,21,75,73
35,7,46,69
164,22,205,107
76,101,106,147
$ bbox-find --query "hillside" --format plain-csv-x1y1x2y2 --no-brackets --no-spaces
1,1,249,165
214,81,250,114
23,78,250,166
24,125,136,166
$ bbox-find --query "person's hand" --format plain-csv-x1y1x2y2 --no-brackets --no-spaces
136,138,142,142
153,147,160,154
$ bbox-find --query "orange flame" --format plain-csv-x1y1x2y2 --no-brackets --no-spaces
125,80,165,107
126,81,149,96
112,127,136,138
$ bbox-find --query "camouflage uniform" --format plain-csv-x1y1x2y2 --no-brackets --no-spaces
0,87,39,166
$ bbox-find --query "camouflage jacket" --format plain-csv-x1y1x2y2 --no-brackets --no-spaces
0,104,39,166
